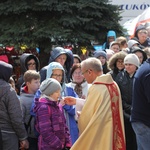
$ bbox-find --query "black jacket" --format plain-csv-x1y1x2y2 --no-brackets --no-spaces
115,70,135,119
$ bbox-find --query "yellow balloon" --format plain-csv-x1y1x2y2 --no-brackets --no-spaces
81,47,87,55
21,45,28,50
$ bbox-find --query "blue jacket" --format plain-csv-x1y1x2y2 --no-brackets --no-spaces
63,85,79,144
131,58,150,127
102,30,116,50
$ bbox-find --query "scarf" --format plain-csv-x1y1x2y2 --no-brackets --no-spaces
72,81,85,98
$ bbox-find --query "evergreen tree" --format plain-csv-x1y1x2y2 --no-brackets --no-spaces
0,0,123,52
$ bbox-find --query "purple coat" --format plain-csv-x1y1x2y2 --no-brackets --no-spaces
34,97,71,150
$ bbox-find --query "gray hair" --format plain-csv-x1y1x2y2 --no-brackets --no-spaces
81,57,103,72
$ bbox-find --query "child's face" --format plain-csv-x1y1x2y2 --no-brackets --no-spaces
97,56,106,65
110,44,120,53
50,89,61,101
27,79,40,94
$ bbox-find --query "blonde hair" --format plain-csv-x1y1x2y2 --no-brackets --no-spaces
24,70,40,83
116,36,127,46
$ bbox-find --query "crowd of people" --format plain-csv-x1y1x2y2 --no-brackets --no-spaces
0,24,150,150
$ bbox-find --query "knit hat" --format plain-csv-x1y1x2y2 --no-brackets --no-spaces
93,50,107,59
127,40,139,49
40,78,61,96
109,41,120,49
124,54,140,67
130,46,147,62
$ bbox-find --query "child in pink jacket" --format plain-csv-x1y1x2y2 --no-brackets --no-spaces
34,78,71,150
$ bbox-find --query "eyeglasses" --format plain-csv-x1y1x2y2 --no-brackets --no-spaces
27,62,36,67
51,74,63,78
82,70,88,75
139,30,148,34
116,61,123,64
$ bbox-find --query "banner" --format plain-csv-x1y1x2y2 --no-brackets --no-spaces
123,7,150,37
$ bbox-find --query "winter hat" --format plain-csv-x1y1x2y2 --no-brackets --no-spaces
105,49,115,60
108,51,127,70
127,40,139,49
124,54,140,68
40,78,61,96
134,24,146,38
0,60,13,82
73,54,81,63
107,30,116,39
93,50,107,59
109,41,120,49
130,46,147,62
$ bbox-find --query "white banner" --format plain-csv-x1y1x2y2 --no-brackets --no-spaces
110,0,150,25
123,7,150,36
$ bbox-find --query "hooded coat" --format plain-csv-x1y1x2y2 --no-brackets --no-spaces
130,46,147,64
32,62,79,144
16,53,40,93
47,62,79,144
102,30,116,50
40,47,73,82
132,25,149,47
0,61,28,141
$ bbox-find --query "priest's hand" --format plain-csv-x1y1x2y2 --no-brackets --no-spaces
64,96,76,105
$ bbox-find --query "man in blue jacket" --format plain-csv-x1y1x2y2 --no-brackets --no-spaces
131,57,150,149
